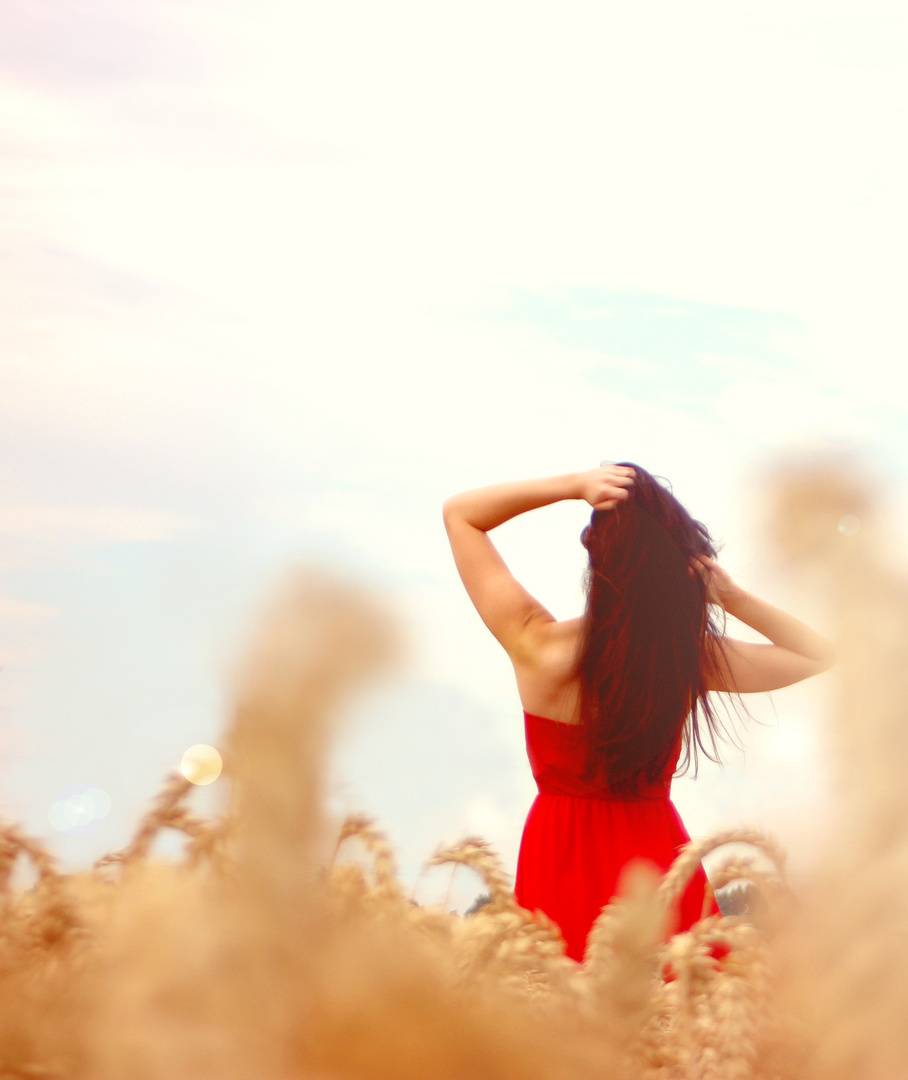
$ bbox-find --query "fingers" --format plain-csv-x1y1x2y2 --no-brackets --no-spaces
594,486,633,511
606,467,635,487
689,555,713,581
588,467,635,511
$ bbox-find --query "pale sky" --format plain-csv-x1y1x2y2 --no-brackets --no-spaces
1,0,906,902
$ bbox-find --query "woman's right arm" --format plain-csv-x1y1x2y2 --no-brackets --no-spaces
443,466,635,656
695,556,836,693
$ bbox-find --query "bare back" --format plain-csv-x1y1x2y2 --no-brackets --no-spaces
511,610,833,725
511,617,585,725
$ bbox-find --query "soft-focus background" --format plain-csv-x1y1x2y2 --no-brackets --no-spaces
1,0,906,899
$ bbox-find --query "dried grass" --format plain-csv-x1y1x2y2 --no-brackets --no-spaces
0,462,903,1078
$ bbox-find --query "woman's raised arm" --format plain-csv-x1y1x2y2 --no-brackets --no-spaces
443,467,634,655
696,556,837,693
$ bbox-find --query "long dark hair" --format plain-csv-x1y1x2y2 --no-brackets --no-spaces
576,464,732,794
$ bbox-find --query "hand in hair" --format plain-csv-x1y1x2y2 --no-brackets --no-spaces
689,555,741,610
577,465,636,511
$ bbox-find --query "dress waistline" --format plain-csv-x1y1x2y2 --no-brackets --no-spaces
535,785,670,803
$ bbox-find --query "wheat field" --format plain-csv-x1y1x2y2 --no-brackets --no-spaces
0,459,903,1080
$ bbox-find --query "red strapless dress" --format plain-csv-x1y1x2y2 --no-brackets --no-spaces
514,711,717,962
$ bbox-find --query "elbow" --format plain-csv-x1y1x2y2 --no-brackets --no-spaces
813,640,838,674
443,494,486,535
442,495,464,530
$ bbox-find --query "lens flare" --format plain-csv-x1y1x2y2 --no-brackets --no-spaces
48,785,112,835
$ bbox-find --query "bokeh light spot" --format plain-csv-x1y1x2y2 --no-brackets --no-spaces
838,514,861,536
180,744,223,786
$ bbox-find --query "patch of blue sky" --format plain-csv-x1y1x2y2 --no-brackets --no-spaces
488,288,804,410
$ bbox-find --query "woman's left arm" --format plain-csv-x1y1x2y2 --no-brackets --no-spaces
694,556,837,692
443,467,634,656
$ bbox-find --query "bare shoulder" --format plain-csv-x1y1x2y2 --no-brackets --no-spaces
512,615,583,667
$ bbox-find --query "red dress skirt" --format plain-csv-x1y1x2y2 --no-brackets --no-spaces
514,711,717,962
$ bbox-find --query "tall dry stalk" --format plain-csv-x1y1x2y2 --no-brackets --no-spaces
768,461,908,1080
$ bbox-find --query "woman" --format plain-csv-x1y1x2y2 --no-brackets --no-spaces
443,464,834,961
